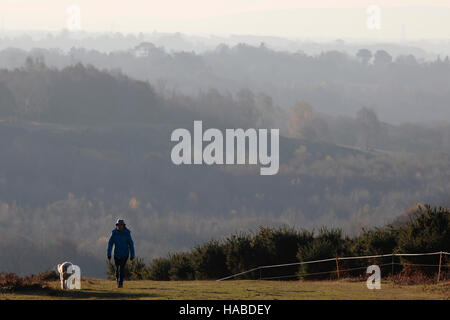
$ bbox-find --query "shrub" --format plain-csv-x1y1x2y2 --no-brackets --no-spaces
297,227,351,279
397,205,449,254
148,257,171,281
350,227,400,276
251,227,313,279
104,205,449,283
391,266,436,285
167,252,195,280
352,227,399,256
128,257,150,280
396,205,450,275
190,240,229,280
0,272,48,292
223,233,256,278
38,269,60,281
106,259,116,280
106,256,150,280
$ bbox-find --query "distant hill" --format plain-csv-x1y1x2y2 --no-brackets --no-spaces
0,62,449,277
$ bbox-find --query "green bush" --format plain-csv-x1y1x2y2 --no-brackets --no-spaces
397,205,449,254
396,205,450,274
106,256,150,280
223,233,256,278
352,227,399,256
38,269,60,281
191,240,229,279
251,227,313,279
347,227,399,276
107,205,449,281
127,257,150,280
297,227,351,279
148,257,171,281
167,252,195,280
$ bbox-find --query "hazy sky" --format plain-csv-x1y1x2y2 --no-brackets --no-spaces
1,0,450,39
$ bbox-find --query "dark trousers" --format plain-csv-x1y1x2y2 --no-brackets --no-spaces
114,256,128,284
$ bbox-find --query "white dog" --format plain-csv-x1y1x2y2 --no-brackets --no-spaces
57,261,73,289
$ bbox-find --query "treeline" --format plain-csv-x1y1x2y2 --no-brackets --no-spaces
0,59,281,130
115,205,449,281
1,43,450,124
0,59,194,125
2,59,450,154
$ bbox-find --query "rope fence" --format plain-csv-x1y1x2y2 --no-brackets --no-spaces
217,251,450,282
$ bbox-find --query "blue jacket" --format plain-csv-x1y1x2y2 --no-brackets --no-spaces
107,227,135,259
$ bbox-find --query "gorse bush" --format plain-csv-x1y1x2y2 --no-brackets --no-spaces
106,257,151,280
148,257,171,281
396,205,450,275
0,272,48,292
38,269,60,281
251,227,314,279
190,240,229,280
127,257,150,280
352,227,399,256
297,228,352,279
107,205,449,281
167,252,196,281
397,205,449,254
223,233,255,278
252,227,313,266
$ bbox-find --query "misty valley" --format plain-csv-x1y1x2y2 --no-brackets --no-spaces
0,37,449,278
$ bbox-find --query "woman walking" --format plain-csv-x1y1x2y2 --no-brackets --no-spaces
107,219,135,288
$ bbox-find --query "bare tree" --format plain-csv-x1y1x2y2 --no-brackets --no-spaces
356,107,380,150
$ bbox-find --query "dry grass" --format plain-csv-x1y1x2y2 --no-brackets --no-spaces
0,278,448,300
0,272,50,293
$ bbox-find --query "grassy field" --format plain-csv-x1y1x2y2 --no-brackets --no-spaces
1,279,449,300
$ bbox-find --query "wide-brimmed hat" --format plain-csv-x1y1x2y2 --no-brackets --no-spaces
116,219,126,226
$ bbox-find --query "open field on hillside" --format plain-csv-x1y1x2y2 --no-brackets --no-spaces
1,279,448,300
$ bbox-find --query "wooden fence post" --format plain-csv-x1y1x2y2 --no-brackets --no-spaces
437,251,442,283
391,253,394,276
336,257,340,280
